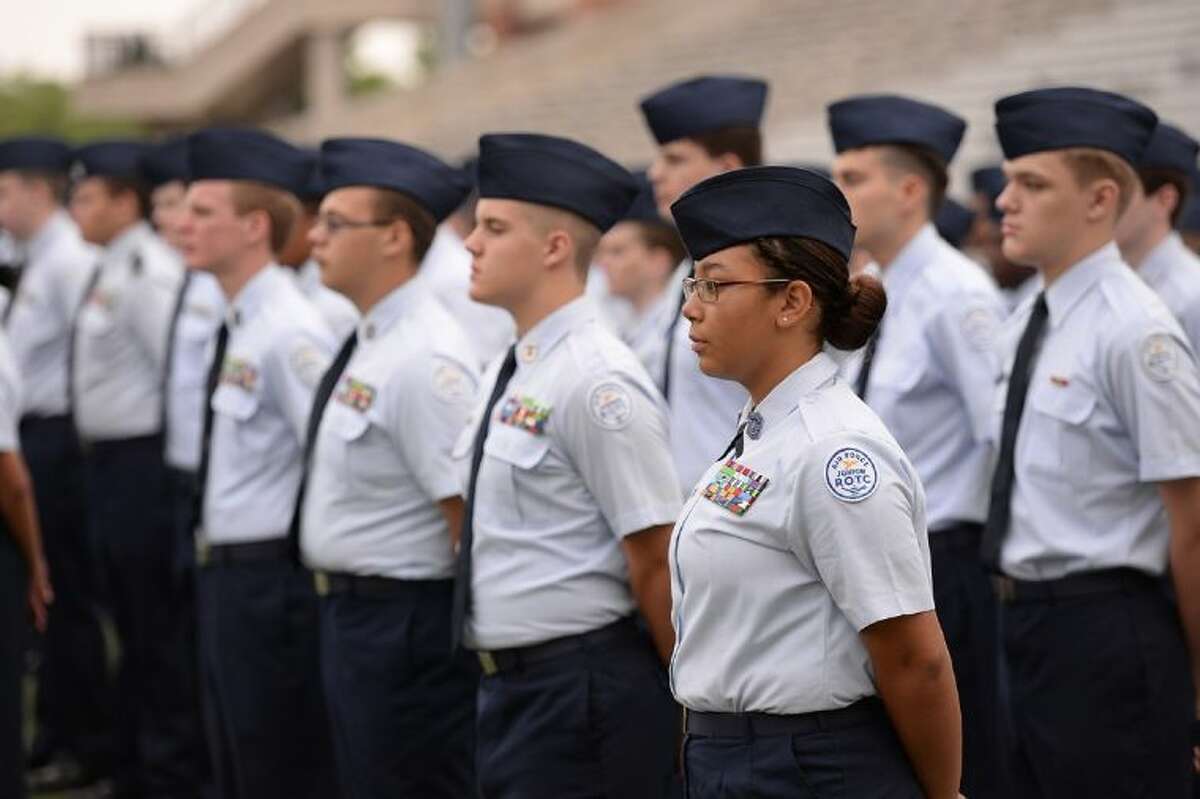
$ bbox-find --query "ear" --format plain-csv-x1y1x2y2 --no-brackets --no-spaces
380,217,415,260
1085,179,1121,222
898,172,926,214
776,280,814,330
1152,183,1181,219
542,228,575,271
716,152,744,172
242,208,272,248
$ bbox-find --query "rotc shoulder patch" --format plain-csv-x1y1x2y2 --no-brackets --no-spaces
498,395,552,435
335,375,376,412
220,358,258,391
432,363,471,403
588,381,634,431
825,447,878,503
1140,333,1178,383
703,457,769,516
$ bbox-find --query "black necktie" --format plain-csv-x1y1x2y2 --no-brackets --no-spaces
159,271,194,432
660,287,687,400
67,261,104,415
719,418,748,461
287,331,359,564
193,322,230,532
981,293,1049,571
854,324,882,400
451,344,518,651
1,260,25,326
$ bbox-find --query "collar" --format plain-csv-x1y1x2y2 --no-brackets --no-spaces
358,278,424,342
881,223,939,310
514,295,596,368
1138,232,1187,287
1044,241,1125,328
24,210,74,263
741,351,840,438
227,264,286,328
104,220,152,265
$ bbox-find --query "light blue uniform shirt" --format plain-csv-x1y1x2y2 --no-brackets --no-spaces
164,270,225,471
1138,231,1200,350
997,242,1200,580
302,279,479,579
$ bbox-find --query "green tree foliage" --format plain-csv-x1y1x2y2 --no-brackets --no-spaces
0,75,143,140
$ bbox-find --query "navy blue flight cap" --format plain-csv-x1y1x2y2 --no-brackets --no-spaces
971,165,1006,199
934,198,975,249
640,75,768,146
318,138,470,223
476,133,637,232
1139,122,1199,175
73,140,150,181
670,166,856,262
139,137,190,188
622,171,662,224
187,128,312,196
0,136,73,173
827,94,966,164
994,87,1157,165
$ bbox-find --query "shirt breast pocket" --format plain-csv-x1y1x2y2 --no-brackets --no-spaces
479,427,553,527
323,406,394,488
212,384,270,452
1025,383,1096,485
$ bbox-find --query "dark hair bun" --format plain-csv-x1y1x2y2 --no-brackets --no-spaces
825,273,886,351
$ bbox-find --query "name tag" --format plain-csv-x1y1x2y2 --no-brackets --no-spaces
703,457,769,516
498,395,552,436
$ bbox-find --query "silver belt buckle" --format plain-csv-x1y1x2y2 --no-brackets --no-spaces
477,651,499,677
313,571,330,597
992,575,1016,603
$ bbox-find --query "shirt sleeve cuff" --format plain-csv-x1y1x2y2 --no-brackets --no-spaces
1139,457,1200,483
845,589,935,633
610,501,684,539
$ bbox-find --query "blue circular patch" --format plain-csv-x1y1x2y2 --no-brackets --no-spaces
824,447,878,503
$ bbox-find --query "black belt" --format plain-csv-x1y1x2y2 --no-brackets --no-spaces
84,432,164,456
991,567,1158,604
474,616,639,677
312,570,448,600
196,537,290,568
928,521,982,553
685,697,884,738
19,413,72,431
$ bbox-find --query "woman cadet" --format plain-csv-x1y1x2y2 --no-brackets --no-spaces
666,165,963,799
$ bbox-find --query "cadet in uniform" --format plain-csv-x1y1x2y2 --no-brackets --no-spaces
299,137,480,798
0,136,113,791
934,198,976,250
70,140,206,798
638,75,767,494
1116,121,1200,348
594,172,686,386
0,326,52,799
985,87,1200,797
828,95,1008,798
453,133,682,798
668,165,961,799
180,128,338,799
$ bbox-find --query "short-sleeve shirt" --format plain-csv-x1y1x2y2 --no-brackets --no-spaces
201,265,335,545
669,352,933,715
998,242,1200,580
73,221,183,441
455,296,682,650
164,270,225,471
0,332,24,452
302,279,479,579
1139,232,1200,351
293,259,359,341
7,211,97,417
848,223,1005,531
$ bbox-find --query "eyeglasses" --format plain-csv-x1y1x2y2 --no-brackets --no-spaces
314,213,394,235
682,276,792,303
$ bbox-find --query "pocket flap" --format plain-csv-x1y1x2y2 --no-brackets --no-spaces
1031,381,1096,425
211,384,260,422
484,426,551,469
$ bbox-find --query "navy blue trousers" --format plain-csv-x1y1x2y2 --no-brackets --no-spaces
1002,576,1194,797
683,699,923,799
475,622,679,799
196,558,336,799
0,528,27,799
930,527,1009,799
21,415,113,773
84,434,204,797
319,579,477,799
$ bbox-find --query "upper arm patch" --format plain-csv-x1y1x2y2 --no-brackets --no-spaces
432,362,472,403
289,342,328,389
588,381,634,431
960,305,999,352
1140,333,1179,383
825,447,879,503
